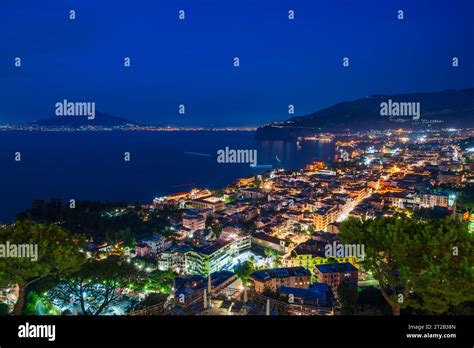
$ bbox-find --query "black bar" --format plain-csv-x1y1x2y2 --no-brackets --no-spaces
0,315,472,346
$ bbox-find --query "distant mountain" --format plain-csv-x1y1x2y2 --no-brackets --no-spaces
29,112,140,127
256,88,474,140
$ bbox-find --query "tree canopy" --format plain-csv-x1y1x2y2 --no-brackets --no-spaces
0,220,86,314
233,260,255,285
339,216,474,315
47,258,138,315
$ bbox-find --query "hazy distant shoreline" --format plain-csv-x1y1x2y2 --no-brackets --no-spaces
0,126,258,132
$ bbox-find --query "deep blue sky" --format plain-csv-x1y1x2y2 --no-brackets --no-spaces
1,0,473,127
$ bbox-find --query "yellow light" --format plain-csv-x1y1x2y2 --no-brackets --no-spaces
391,165,401,174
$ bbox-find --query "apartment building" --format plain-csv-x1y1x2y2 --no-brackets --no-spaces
250,267,311,293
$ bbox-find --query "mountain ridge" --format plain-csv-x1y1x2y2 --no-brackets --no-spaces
256,88,474,140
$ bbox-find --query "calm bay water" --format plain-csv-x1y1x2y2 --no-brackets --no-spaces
0,131,334,223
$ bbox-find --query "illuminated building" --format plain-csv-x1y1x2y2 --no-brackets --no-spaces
239,188,266,200
184,234,251,276
420,193,449,208
134,243,152,258
305,161,325,171
140,235,172,254
251,233,289,254
281,239,360,271
314,262,358,292
189,196,225,212
236,176,255,187
438,171,462,185
158,245,192,273
250,267,311,293
313,206,338,231
182,211,206,231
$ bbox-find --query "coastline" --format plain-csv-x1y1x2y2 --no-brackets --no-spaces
0,130,334,223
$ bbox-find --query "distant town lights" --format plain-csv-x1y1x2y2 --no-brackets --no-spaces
366,146,376,154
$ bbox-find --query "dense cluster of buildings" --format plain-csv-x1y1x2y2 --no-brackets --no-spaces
126,128,473,313
1,128,471,316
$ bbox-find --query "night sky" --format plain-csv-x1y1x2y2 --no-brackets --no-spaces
1,0,473,127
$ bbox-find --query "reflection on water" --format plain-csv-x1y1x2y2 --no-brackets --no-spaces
257,139,334,170
0,131,334,222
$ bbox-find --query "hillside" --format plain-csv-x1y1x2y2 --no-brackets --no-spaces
256,88,474,140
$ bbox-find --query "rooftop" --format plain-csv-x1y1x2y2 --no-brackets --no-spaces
315,262,358,274
250,267,311,282
252,232,284,245
279,283,332,306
